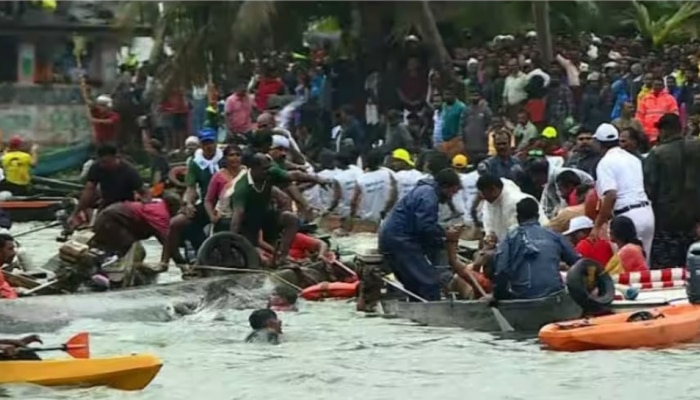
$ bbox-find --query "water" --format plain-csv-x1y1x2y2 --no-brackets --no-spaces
4,224,700,400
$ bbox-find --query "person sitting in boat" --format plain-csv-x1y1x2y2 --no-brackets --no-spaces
604,215,649,275
563,216,614,268
491,197,580,301
91,193,180,272
267,285,298,312
379,168,462,301
204,145,246,233
390,148,423,201
540,168,594,219
245,309,282,345
0,233,18,299
161,128,223,269
0,334,43,360
476,174,548,241
444,227,494,299
0,136,38,196
68,144,146,228
229,153,307,268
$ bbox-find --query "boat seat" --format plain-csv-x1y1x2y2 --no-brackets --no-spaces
626,310,665,322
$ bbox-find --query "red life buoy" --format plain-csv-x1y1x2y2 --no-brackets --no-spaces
300,281,359,301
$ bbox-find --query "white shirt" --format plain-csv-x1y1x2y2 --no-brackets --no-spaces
503,72,528,105
481,179,549,240
595,147,649,210
452,170,479,225
316,168,340,212
334,166,362,217
356,169,393,222
394,169,423,200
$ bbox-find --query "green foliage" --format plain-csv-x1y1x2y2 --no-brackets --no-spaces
620,0,700,46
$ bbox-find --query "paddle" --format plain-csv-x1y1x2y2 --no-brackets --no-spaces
20,332,90,359
13,221,62,239
383,275,429,303
457,255,514,333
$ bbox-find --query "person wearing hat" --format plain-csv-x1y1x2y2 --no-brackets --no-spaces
450,154,479,236
90,94,120,146
161,128,223,270
564,216,614,267
0,136,38,196
645,113,700,268
390,148,422,201
636,75,679,144
590,123,654,260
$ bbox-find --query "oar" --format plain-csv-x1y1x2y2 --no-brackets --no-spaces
192,265,304,292
325,258,358,280
382,275,429,303
13,221,62,239
21,332,90,359
457,255,514,332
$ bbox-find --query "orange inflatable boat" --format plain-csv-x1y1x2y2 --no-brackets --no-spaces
300,281,359,301
539,304,700,352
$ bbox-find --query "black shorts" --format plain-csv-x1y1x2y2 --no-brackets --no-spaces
239,209,280,247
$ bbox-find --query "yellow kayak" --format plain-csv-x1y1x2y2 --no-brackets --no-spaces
0,353,162,391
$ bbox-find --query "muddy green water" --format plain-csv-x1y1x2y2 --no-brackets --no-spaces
3,225,699,400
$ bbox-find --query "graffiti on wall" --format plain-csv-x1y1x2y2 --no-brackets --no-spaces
0,105,91,144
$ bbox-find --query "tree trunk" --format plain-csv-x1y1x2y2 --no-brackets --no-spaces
417,0,456,82
532,1,553,64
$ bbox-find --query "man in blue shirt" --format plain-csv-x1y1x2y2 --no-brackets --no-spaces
379,168,462,301
492,197,580,300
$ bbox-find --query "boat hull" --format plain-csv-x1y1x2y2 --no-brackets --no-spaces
0,198,66,223
0,353,162,391
381,291,583,333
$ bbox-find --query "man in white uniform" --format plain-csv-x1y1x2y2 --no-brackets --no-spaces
591,123,655,257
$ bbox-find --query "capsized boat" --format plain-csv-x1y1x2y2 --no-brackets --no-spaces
0,353,162,390
539,304,700,351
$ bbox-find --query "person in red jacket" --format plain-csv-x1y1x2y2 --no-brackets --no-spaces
564,216,614,267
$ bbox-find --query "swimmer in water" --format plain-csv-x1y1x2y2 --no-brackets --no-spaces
245,309,282,344
267,285,298,312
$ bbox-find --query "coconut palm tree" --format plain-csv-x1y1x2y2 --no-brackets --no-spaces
621,0,700,47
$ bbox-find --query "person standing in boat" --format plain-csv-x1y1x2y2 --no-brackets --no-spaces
68,144,146,228
389,148,423,201
0,136,38,196
161,128,222,269
379,168,462,301
491,197,580,301
644,113,700,269
589,123,655,258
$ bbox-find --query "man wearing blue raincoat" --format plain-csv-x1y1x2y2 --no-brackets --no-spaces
379,169,462,301
492,197,580,300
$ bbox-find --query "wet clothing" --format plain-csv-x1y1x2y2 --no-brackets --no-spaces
379,179,445,301
245,329,280,345
92,200,171,256
288,233,319,260
230,170,290,246
86,161,143,209
493,220,579,300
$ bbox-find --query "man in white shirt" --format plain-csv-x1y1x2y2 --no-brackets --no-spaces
502,58,528,119
591,123,655,257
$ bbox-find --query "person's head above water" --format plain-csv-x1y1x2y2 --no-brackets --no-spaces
268,285,298,311
249,308,282,333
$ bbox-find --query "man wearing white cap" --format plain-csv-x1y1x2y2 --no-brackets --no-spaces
564,216,614,267
591,123,654,258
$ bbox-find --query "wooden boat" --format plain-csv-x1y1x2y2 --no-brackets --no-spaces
380,291,583,333
0,196,70,222
33,142,92,177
